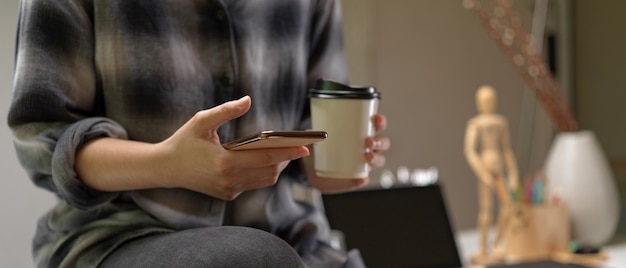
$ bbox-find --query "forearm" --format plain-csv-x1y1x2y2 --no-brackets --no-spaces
76,137,170,192
464,123,492,186
464,149,492,185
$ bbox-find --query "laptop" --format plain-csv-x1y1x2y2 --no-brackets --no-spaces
322,184,462,268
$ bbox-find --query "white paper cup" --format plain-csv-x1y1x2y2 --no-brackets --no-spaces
309,79,380,179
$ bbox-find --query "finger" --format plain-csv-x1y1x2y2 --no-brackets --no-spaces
371,114,387,133
227,161,291,191
230,160,290,183
365,152,386,169
238,170,281,190
215,170,279,200
193,95,252,133
225,146,309,169
365,136,391,152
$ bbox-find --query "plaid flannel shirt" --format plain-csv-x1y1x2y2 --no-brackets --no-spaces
8,0,352,267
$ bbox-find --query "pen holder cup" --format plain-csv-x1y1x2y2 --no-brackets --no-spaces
504,204,570,262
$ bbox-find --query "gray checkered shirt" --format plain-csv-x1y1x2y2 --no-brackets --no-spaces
9,0,353,267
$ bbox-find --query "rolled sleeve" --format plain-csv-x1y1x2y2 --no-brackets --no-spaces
52,118,128,209
8,0,125,209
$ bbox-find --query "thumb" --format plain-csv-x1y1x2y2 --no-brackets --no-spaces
193,95,251,133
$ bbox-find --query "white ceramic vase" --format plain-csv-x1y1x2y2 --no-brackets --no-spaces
544,130,620,247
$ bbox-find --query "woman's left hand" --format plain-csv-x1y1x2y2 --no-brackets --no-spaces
304,114,391,194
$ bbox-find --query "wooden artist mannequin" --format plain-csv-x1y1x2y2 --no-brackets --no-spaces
464,85,519,263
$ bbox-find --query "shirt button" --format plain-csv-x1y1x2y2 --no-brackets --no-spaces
216,10,226,21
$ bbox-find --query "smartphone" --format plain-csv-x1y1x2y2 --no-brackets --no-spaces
223,130,327,151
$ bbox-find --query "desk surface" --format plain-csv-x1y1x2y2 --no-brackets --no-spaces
456,229,626,268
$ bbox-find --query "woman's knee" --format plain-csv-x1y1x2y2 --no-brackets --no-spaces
101,226,305,268
208,226,304,266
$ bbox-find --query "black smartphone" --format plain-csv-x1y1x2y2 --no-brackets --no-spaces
223,130,327,151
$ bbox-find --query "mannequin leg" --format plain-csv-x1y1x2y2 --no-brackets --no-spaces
476,182,493,257
493,177,513,249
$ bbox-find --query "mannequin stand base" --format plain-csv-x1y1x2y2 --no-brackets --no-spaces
552,249,608,267
470,249,608,267
470,250,506,266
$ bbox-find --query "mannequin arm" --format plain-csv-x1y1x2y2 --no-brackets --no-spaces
464,120,493,187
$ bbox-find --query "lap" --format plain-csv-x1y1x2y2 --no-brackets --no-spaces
99,226,305,268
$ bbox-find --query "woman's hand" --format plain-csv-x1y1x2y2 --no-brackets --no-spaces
77,96,309,201
304,114,391,194
157,96,310,200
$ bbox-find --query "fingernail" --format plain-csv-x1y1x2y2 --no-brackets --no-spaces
297,147,310,157
234,95,251,108
373,139,382,148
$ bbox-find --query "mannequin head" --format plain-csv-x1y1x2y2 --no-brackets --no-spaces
476,85,497,114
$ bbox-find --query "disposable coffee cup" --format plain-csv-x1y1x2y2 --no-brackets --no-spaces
308,78,380,179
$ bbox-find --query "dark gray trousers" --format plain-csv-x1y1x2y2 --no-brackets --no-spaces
99,226,306,268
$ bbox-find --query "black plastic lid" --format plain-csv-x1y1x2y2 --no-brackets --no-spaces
308,78,380,100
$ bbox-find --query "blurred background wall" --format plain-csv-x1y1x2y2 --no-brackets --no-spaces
340,0,626,237
1,0,624,267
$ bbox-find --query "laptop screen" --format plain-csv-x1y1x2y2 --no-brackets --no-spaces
322,184,462,268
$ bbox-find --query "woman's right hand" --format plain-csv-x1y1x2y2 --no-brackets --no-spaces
77,96,308,201
156,96,309,200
